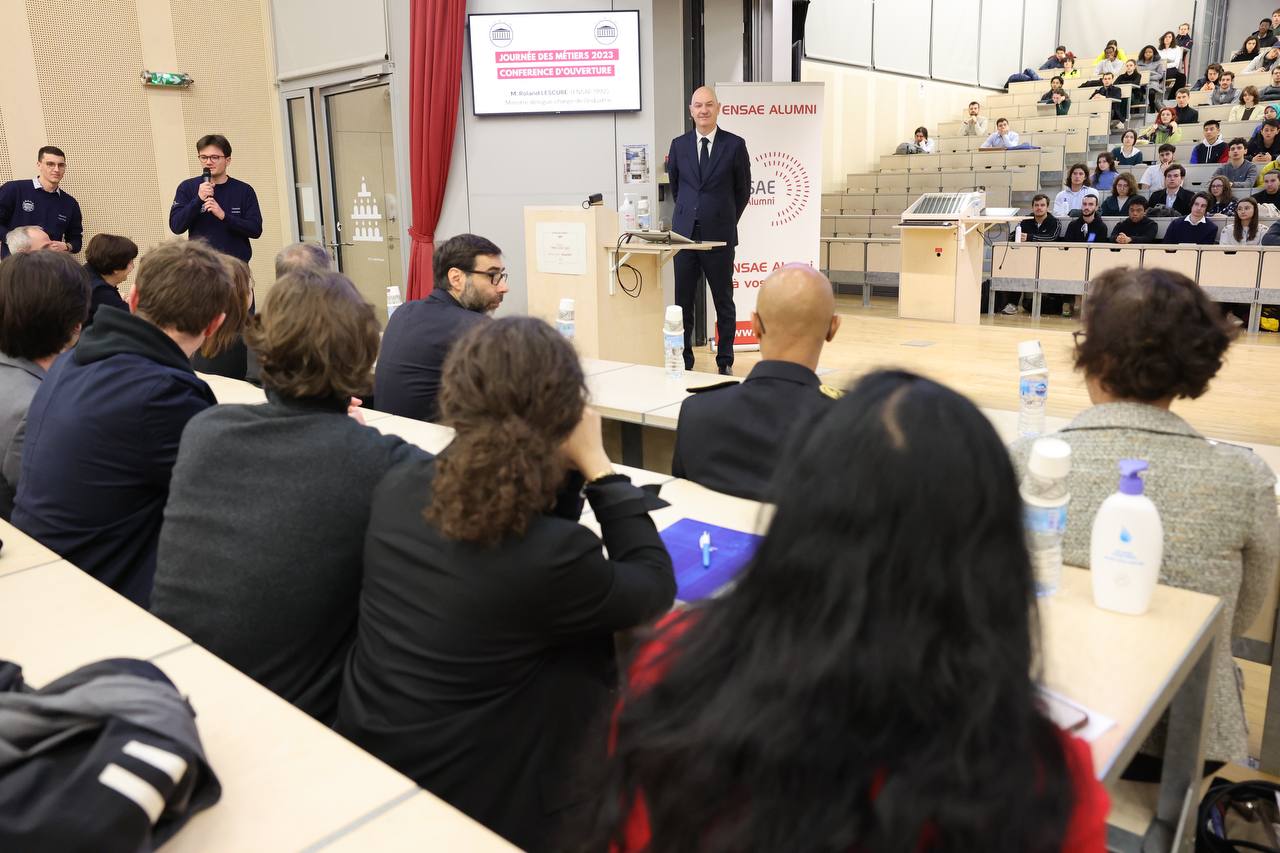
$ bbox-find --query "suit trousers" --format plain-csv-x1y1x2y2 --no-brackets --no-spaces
674,224,736,368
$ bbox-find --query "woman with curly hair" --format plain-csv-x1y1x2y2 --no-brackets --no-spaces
588,370,1110,853
1011,268,1279,773
338,316,675,852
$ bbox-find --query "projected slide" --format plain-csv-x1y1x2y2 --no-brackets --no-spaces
468,11,642,115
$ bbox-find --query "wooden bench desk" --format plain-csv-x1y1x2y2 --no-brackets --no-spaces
0,517,61,577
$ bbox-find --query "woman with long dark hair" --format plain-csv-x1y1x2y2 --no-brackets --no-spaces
1157,31,1186,92
1232,35,1261,63
590,371,1110,853
338,317,675,852
1092,151,1118,191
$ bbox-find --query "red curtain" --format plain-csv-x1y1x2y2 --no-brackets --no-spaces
405,0,467,300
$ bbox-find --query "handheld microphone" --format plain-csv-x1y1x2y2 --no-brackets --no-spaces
202,167,212,182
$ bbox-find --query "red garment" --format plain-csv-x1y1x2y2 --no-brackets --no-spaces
612,613,1110,853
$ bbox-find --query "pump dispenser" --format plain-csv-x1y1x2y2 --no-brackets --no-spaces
1089,459,1163,615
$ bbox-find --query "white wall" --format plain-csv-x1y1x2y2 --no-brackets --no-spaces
1057,0,1195,65
1225,0,1276,56
705,0,746,86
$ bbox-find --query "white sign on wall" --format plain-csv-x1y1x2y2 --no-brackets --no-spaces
715,82,825,349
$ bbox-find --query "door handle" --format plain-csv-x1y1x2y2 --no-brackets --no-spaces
326,241,354,248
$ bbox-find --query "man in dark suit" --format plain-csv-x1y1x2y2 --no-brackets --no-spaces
1148,164,1194,216
671,264,842,501
668,86,752,375
374,233,506,421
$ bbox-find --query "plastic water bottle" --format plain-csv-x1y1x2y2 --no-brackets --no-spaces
1017,340,1049,438
556,298,575,340
386,285,402,320
663,305,684,379
637,196,652,230
1021,437,1072,596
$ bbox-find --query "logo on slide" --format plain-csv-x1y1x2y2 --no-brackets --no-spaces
749,150,811,227
594,20,618,45
488,22,513,47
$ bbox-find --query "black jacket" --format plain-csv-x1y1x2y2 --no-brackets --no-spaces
11,308,214,606
1147,186,1195,215
1059,216,1109,242
1262,220,1280,245
1099,195,1133,217
668,128,752,245
1175,105,1200,124
84,270,128,329
374,289,487,422
337,458,676,852
1014,214,1061,241
1109,217,1159,243
671,360,837,501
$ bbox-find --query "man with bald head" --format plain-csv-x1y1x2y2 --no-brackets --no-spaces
668,85,752,375
671,264,841,500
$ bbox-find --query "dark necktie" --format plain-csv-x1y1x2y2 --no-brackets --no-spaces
699,137,710,175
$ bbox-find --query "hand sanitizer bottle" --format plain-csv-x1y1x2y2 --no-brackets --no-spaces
1090,459,1163,615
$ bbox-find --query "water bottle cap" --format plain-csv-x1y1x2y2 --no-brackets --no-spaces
1028,437,1071,479
559,298,574,312
1117,458,1148,495
1017,339,1044,359
664,305,684,332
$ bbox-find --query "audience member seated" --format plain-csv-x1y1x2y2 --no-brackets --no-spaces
1260,159,1280,188
82,234,136,329
1261,68,1280,102
1190,120,1228,165
1229,87,1264,124
1216,138,1260,188
1232,36,1262,64
1060,193,1107,243
1014,193,1060,243
190,256,253,381
1093,42,1125,78
1263,218,1280,244
151,268,421,723
1173,88,1199,125
274,240,332,278
1039,45,1070,69
4,225,50,255
1249,118,1280,164
1088,72,1125,130
337,317,676,852
1052,163,1098,216
1163,192,1219,244
1138,108,1182,145
1195,63,1223,91
11,240,231,607
1158,31,1187,91
1061,56,1080,79
1253,169,1280,207
1092,152,1118,191
0,252,88,520
1135,46,1166,111
1009,268,1278,770
1212,72,1238,106
591,371,1110,853
1049,90,1072,115
1140,143,1177,190
1259,16,1279,49
1112,129,1144,167
982,117,1020,149
1255,106,1280,142
1100,172,1138,215
1247,47,1280,74
1148,164,1194,216
374,233,506,422
960,101,988,137
1206,176,1237,217
1110,195,1157,243
897,126,934,155
672,265,841,501
1220,197,1264,245
1038,77,1066,104
1114,58,1142,91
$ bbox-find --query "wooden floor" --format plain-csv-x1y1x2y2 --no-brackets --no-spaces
691,295,1280,446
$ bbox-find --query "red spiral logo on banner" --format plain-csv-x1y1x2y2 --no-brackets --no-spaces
750,150,811,227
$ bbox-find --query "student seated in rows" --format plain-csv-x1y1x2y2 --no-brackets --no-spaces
1111,129,1144,168
1088,71,1126,131
151,267,423,724
1148,164,1194,216
673,265,841,501
1092,152,1118,191
1212,71,1238,106
1206,176,1238,217
1138,108,1182,145
1228,86,1265,123
1010,268,1277,774
1190,120,1228,164
1163,192,1219,244
1140,143,1177,190
591,371,1110,853
1249,118,1280,164
1060,193,1107,243
1109,195,1158,243
898,126,934,155
960,101,988,137
1099,172,1139,216
1172,88,1199,125
982,117,1019,149
1260,66,1280,101
12,241,240,606
1220,197,1265,245
1038,77,1066,104
338,317,676,852
0,252,88,521
1254,169,1280,207
1052,164,1098,216
1014,193,1060,242
1215,138,1260,188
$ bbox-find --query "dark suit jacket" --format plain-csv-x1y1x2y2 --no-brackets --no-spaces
667,127,752,245
374,289,486,421
671,360,836,501
1148,186,1194,216
336,458,676,852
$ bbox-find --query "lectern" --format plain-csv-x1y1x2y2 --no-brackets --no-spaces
896,193,1017,325
524,205,723,366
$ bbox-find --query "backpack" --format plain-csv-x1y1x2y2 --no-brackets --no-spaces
1197,776,1280,852
0,657,221,852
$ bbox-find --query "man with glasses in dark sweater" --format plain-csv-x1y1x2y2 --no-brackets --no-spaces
0,147,83,260
169,134,263,264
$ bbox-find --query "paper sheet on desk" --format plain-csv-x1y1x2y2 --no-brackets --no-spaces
660,519,762,602
1041,687,1116,742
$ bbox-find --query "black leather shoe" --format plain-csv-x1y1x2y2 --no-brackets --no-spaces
718,365,733,376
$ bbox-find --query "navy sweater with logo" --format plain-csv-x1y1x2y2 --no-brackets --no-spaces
0,178,83,258
169,175,263,262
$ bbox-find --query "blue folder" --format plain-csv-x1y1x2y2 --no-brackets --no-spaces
659,518,763,602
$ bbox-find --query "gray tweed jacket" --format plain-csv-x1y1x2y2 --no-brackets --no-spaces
1011,402,1279,763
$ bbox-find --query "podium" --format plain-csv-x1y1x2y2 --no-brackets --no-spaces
524,206,724,366
897,223,986,324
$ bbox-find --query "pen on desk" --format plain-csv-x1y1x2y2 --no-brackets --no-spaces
700,530,711,568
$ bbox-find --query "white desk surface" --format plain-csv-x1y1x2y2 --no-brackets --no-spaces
370,413,456,454
199,374,392,423
0,518,61,577
581,357,634,377
587,364,738,425
321,790,519,852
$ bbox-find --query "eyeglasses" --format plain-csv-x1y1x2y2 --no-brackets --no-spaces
465,268,509,287
197,154,226,162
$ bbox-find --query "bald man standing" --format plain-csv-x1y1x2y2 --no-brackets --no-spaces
668,86,752,375
671,265,841,500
